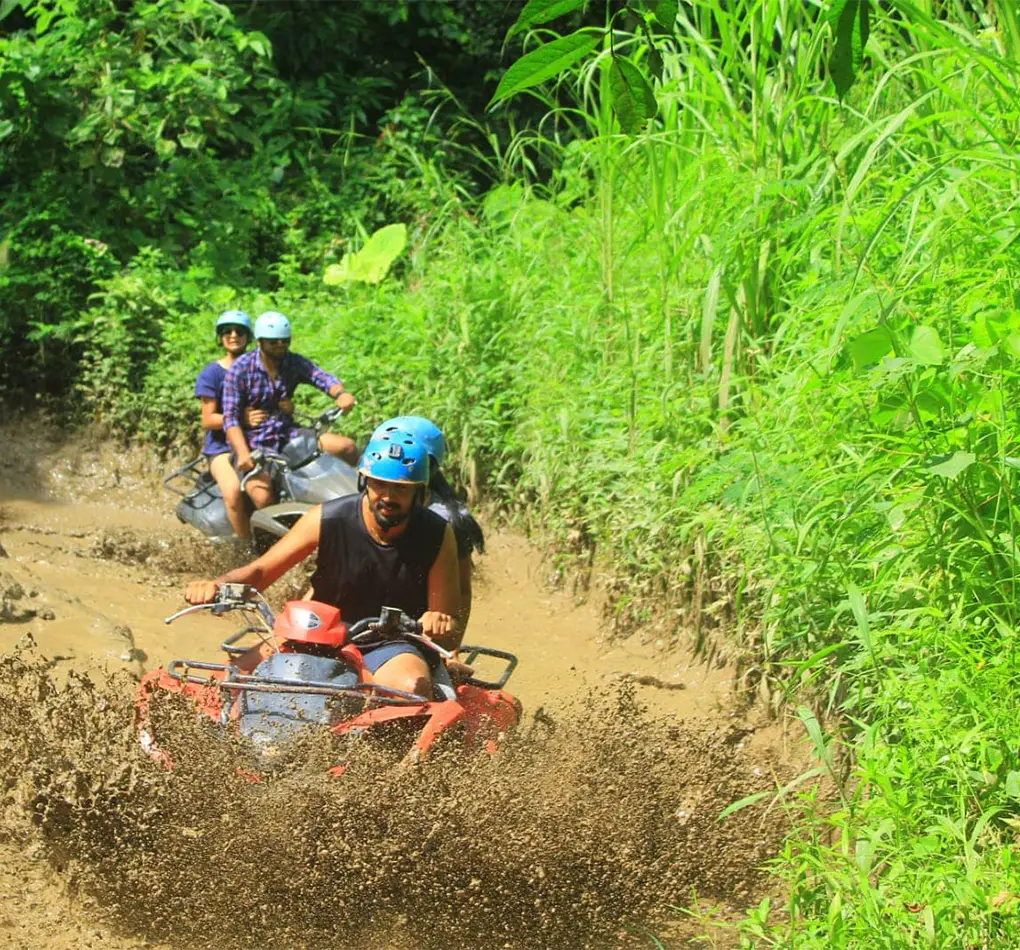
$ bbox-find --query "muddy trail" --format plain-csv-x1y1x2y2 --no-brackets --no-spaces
0,431,794,949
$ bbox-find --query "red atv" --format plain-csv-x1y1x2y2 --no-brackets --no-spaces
138,584,521,775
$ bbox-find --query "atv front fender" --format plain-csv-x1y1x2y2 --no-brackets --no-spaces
250,502,314,552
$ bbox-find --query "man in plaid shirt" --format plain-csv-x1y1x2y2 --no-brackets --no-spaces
223,311,357,509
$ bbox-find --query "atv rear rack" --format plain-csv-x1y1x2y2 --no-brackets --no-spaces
164,456,214,500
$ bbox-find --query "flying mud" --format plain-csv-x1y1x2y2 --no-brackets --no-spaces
0,430,793,949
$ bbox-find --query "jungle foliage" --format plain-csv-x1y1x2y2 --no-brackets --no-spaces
6,0,1020,946
0,0,525,401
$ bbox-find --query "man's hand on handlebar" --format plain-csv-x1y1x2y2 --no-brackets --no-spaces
334,391,356,414
235,452,255,473
185,580,220,605
420,611,457,641
244,407,268,428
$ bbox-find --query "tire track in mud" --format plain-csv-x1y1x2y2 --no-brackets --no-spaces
0,437,793,949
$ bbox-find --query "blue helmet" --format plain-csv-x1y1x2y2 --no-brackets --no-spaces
358,434,429,485
215,310,252,335
254,311,292,340
371,416,445,468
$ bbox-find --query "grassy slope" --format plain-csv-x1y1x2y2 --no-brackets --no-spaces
84,3,1020,945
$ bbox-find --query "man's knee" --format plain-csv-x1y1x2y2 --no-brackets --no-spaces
243,473,274,508
374,655,432,698
383,668,431,697
248,488,274,509
321,434,358,464
401,673,432,698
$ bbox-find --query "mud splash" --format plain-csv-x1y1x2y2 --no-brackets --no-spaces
1,429,796,947
0,645,784,950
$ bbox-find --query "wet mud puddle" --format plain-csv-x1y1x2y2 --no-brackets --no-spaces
0,438,791,949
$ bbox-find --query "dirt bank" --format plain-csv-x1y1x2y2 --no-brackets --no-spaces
0,431,795,949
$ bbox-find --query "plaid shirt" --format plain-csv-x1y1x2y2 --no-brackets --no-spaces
222,350,341,452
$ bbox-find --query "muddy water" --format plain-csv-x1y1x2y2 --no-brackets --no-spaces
0,434,791,949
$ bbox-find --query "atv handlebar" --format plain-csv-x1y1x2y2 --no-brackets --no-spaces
347,607,454,661
294,404,344,432
237,405,345,493
238,450,285,493
164,583,275,629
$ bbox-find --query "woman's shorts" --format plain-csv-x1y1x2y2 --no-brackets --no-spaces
359,640,429,673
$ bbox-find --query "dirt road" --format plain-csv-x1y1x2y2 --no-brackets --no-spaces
0,433,791,949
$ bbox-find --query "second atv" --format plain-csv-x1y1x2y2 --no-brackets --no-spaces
164,406,357,550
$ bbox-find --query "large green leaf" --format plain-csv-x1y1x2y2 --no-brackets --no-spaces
323,223,408,286
490,30,600,106
0,0,21,22
828,0,871,100
651,0,678,32
973,310,1020,353
847,325,892,372
924,452,976,480
909,325,944,366
508,0,585,39
609,56,657,134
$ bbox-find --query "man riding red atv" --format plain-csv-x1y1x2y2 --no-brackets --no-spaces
140,427,520,771
138,585,520,773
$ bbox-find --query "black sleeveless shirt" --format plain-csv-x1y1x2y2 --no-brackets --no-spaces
309,494,447,624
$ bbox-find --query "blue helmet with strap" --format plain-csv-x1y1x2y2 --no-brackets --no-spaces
254,311,292,340
358,433,430,486
371,416,445,468
215,310,252,335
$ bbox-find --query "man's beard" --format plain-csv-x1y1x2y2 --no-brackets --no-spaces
371,499,410,531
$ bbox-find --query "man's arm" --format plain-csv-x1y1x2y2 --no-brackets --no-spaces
291,353,355,412
422,523,462,650
184,506,322,604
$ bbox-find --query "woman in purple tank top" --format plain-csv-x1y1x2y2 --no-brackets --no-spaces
194,311,258,537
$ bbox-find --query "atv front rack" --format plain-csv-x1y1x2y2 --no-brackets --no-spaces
167,660,430,705
216,636,518,688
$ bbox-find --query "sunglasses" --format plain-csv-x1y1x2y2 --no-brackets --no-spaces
219,325,250,337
